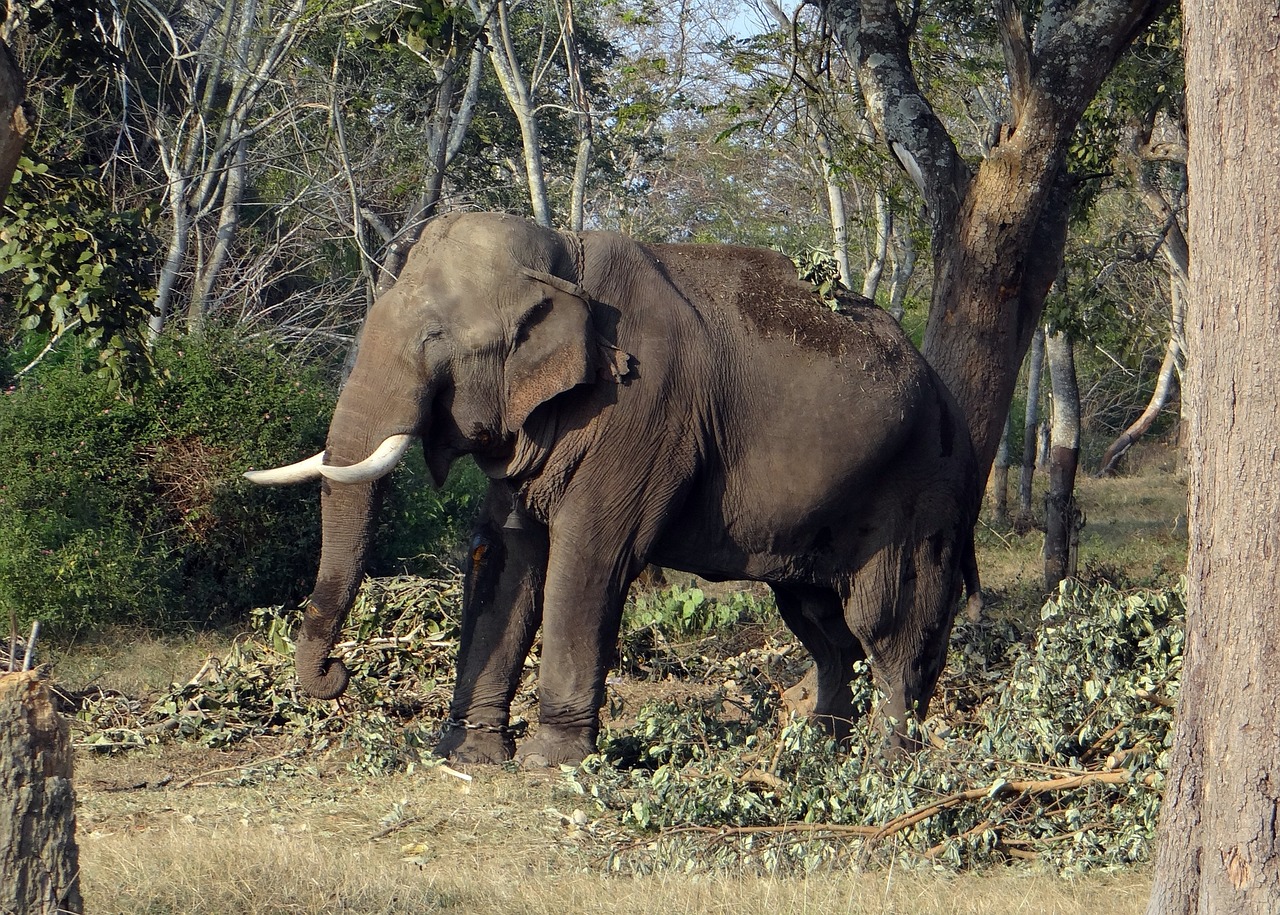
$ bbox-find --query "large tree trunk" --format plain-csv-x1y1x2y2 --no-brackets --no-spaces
0,672,83,915
1043,328,1081,589
0,38,28,203
822,0,1167,478
1146,1,1280,909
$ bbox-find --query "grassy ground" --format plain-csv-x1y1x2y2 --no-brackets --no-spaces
61,448,1186,914
76,759,1152,915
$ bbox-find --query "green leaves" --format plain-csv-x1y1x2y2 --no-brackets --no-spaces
2,155,158,390
577,579,1185,873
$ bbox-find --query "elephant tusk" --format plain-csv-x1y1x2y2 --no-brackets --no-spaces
317,433,416,484
243,450,327,485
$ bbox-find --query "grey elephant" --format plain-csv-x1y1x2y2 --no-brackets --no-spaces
246,211,980,766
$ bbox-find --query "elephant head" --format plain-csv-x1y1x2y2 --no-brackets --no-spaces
245,213,610,698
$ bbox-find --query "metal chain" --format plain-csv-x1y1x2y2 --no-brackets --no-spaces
441,717,528,738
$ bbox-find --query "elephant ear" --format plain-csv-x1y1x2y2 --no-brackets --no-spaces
504,269,598,429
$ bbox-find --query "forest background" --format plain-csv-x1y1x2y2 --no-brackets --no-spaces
0,0,1186,635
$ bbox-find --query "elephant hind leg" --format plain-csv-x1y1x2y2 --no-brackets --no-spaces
773,584,867,741
844,535,960,755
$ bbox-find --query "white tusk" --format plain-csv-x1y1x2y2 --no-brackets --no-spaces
317,433,416,484
243,451,327,485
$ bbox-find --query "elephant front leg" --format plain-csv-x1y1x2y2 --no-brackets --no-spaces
514,540,633,768
436,497,547,764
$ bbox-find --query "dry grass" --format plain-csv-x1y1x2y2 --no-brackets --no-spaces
77,762,1151,915
48,628,230,698
66,450,1185,914
978,446,1187,597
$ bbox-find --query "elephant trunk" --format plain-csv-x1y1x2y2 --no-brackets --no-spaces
295,329,434,699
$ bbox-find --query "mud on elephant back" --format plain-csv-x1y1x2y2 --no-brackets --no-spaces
245,211,981,767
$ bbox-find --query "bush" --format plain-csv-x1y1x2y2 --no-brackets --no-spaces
0,331,485,634
574,579,1184,874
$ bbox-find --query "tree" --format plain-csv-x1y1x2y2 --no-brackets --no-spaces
820,0,1168,476
1145,0,1280,908
0,38,27,201
1043,325,1080,588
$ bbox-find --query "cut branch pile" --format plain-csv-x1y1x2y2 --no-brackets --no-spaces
65,572,1182,874
574,579,1183,874
72,574,474,773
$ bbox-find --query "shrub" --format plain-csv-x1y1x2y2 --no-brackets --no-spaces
574,579,1184,874
0,331,485,634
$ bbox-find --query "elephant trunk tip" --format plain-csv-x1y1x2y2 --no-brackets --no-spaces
299,656,350,700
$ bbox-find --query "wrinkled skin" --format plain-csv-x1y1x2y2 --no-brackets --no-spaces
268,212,979,767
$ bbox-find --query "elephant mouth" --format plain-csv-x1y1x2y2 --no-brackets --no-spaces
244,433,417,486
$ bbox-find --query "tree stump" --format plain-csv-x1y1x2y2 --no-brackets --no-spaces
0,37,29,202
0,672,83,915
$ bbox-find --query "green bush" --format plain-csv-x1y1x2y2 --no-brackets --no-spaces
625,584,772,638
0,331,486,634
575,579,1184,873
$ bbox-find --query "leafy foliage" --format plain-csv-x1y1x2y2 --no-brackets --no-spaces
574,580,1183,874
626,584,771,638
1,156,159,388
0,332,331,631
69,573,1183,875
0,330,483,633
76,574,466,776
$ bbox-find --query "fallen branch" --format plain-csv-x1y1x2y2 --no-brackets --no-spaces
171,750,298,789
865,771,1131,850
611,769,1134,862
368,815,424,841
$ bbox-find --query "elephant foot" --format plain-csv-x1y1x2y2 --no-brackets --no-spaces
435,719,516,764
513,725,596,768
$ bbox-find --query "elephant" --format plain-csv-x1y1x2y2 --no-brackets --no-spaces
245,211,981,767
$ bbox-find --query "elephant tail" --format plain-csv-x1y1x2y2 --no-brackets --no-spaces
961,526,983,624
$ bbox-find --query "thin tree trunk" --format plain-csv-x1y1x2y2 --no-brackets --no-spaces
1017,326,1046,526
861,187,890,300
483,0,553,226
886,210,918,322
1100,169,1189,475
188,136,248,330
1043,328,1081,589
1146,0,1280,906
1098,325,1181,475
990,409,1012,526
815,130,852,288
0,38,28,203
149,175,192,339
0,672,83,915
561,0,593,232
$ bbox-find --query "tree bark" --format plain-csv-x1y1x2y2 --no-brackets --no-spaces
0,672,83,915
821,0,1168,479
1017,326,1045,525
1043,328,1081,588
989,410,1012,526
0,37,28,204
1146,0,1280,908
